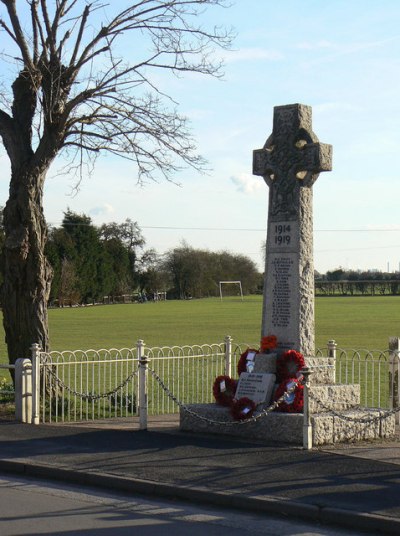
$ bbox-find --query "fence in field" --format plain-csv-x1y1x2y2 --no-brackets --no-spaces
5,337,400,425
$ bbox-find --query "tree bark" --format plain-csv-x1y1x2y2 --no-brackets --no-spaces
2,165,53,363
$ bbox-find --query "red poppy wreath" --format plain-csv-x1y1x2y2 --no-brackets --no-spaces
230,397,257,421
274,378,304,413
276,350,305,381
237,348,259,375
212,375,237,407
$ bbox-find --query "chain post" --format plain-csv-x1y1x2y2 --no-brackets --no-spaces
30,343,41,425
224,335,232,377
389,337,400,425
327,340,337,359
137,339,148,430
302,367,313,450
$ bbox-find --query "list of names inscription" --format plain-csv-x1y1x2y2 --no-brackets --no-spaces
271,257,293,328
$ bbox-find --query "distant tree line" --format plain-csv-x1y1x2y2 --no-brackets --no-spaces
0,210,262,306
8,208,400,304
315,268,400,296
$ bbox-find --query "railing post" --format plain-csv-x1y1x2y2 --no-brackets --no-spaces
137,339,148,430
389,337,400,424
327,340,337,359
15,359,32,423
302,367,313,450
224,335,232,377
31,343,41,425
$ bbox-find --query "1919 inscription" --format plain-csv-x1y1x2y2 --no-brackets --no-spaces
274,224,291,246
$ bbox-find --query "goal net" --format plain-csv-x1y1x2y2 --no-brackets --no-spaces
219,281,243,301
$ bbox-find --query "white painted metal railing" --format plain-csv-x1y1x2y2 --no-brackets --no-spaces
34,336,246,423
316,339,400,414
146,342,227,415
10,336,400,425
38,346,139,423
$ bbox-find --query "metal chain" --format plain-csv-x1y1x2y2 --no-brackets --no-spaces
308,390,400,424
148,367,303,426
43,365,139,401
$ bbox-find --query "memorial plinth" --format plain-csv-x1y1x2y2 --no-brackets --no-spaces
180,354,396,445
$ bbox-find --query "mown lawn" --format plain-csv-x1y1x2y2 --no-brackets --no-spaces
1,295,400,362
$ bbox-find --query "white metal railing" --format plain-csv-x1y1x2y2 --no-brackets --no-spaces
38,347,139,423
33,336,250,423
146,343,227,415
12,336,400,428
316,339,400,415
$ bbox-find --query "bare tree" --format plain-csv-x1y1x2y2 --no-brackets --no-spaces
0,0,233,363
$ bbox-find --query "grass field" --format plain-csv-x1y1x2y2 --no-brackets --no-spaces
1,295,400,362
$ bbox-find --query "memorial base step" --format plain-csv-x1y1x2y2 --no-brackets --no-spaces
179,404,395,446
309,383,360,413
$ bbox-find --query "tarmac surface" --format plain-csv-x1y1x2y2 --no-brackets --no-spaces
0,415,400,535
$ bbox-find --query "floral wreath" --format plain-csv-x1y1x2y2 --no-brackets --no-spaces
212,335,306,420
276,349,305,381
230,397,257,421
274,378,304,413
212,375,237,407
260,335,278,353
237,348,259,375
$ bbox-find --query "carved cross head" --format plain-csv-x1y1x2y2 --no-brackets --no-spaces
253,104,332,189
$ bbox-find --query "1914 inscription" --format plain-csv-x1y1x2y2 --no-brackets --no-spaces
274,224,291,246
269,220,297,253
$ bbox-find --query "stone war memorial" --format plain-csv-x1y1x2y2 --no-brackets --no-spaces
180,103,396,446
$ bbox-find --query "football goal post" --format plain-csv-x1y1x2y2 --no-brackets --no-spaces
219,281,243,301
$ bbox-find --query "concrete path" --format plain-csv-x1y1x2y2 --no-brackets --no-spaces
0,416,399,535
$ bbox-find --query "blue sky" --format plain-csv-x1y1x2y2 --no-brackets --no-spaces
2,0,400,273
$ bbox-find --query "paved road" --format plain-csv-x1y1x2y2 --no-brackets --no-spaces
0,474,372,536
0,420,400,535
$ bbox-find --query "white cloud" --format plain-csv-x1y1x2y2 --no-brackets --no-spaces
89,204,115,217
230,174,264,194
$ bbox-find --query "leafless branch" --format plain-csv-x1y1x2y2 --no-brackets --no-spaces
0,0,233,183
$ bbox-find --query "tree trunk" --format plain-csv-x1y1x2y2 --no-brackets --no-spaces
2,166,53,364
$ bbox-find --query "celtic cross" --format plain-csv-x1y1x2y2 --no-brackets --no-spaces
253,104,332,355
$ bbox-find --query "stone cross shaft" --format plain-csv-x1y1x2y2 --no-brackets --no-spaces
253,104,332,355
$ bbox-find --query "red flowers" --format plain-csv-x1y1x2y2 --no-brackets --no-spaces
213,336,305,420
276,350,305,381
274,378,304,413
212,375,237,407
230,397,256,420
237,348,259,376
260,335,278,353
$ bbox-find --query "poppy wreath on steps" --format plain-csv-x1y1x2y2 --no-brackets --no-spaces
230,397,257,421
276,350,305,382
274,378,304,413
212,375,237,407
237,348,259,376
